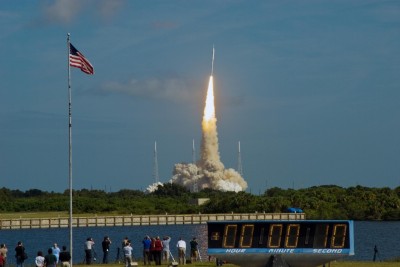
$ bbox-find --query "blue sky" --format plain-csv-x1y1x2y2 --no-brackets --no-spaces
0,0,399,193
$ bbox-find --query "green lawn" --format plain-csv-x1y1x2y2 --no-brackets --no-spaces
70,262,399,267
330,262,399,267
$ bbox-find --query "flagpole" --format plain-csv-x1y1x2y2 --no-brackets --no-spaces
67,32,73,267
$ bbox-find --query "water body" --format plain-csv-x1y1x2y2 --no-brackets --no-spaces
0,221,398,264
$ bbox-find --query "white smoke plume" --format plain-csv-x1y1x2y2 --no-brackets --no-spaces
169,76,248,192
146,182,163,193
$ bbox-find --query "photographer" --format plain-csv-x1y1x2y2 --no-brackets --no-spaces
84,238,94,265
14,241,25,267
101,236,112,264
123,241,133,267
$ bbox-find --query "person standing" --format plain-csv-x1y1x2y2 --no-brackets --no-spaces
153,237,163,265
0,252,5,267
122,241,133,267
44,248,57,267
161,236,171,262
142,236,151,265
35,251,45,267
121,237,129,251
176,237,186,265
149,238,156,265
59,246,71,267
0,244,8,267
51,243,60,264
118,237,129,263
190,237,199,262
84,237,95,265
101,236,112,264
14,241,25,267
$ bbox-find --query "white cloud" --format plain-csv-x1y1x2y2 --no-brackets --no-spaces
42,0,123,24
100,76,202,103
43,0,85,24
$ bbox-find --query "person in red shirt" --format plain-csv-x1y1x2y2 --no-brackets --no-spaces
153,237,163,265
149,238,156,265
0,244,7,267
0,252,5,267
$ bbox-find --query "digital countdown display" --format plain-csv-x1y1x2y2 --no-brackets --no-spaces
209,222,349,249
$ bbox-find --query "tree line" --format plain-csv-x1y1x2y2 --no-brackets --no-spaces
0,184,399,220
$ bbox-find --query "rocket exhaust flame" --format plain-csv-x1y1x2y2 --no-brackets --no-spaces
167,49,248,192
203,76,215,122
201,75,220,164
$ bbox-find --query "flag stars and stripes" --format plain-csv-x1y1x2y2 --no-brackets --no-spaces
69,43,94,75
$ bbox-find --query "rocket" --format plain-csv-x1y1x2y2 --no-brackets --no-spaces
211,45,215,76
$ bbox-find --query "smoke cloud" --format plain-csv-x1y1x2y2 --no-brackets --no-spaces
169,76,248,192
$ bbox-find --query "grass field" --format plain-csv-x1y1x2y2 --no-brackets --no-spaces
329,262,399,267
68,261,399,267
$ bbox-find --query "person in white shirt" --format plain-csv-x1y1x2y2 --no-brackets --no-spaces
176,238,186,265
162,236,171,262
35,251,45,267
84,238,95,265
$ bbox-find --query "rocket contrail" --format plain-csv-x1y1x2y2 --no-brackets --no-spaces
211,45,215,76
168,47,248,192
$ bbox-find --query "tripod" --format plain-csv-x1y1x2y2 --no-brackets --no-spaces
115,247,125,263
373,245,381,262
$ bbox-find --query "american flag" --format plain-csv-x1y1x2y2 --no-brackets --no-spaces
69,43,94,75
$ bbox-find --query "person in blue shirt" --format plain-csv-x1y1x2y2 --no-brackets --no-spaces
51,244,60,264
142,236,151,265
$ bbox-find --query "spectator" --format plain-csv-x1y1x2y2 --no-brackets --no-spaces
150,237,156,265
35,251,44,267
121,237,129,250
0,244,7,267
153,237,163,265
176,237,186,265
0,252,5,267
162,236,171,262
51,243,60,263
190,237,199,262
142,236,151,265
122,240,133,267
59,246,71,267
84,237,95,265
44,248,57,267
14,241,25,267
102,236,112,264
